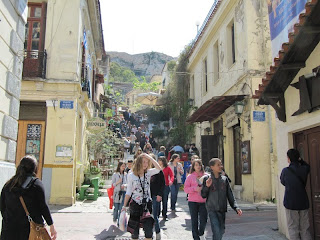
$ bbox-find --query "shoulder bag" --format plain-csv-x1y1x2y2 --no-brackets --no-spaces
19,196,51,240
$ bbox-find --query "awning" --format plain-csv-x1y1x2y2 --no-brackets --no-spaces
187,95,246,123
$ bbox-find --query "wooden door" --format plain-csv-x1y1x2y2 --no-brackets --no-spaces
294,126,320,239
201,135,218,167
16,121,46,179
233,126,242,185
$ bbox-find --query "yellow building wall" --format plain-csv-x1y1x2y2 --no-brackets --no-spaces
44,0,81,81
20,0,103,205
275,43,320,237
187,0,275,203
20,80,90,205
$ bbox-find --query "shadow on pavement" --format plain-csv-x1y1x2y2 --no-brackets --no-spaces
95,225,125,240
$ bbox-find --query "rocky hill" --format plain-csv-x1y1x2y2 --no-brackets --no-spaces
108,51,174,78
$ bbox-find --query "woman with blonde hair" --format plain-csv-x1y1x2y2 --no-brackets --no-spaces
122,153,162,240
134,148,143,159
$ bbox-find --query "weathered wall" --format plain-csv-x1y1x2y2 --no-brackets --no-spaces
0,0,27,228
188,0,275,202
276,42,320,238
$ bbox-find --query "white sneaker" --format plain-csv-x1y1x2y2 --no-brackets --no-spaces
199,235,205,240
156,232,161,240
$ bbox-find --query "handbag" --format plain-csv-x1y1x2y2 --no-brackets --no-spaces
119,209,128,231
19,196,51,240
107,185,115,209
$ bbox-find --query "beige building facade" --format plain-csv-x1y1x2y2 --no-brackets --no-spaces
253,1,320,238
18,0,108,205
187,0,278,202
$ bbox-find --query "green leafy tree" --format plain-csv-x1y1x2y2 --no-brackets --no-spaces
165,44,195,146
87,128,122,161
110,62,138,83
133,76,160,92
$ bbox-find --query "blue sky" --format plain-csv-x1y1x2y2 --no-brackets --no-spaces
100,0,215,57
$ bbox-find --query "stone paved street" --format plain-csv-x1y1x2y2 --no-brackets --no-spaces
49,191,287,240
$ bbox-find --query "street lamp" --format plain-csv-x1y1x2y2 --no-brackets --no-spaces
234,101,245,116
188,98,194,106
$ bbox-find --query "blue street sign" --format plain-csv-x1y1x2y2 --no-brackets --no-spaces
253,111,265,122
60,101,74,109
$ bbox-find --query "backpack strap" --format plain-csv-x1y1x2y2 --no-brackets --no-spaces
287,167,306,186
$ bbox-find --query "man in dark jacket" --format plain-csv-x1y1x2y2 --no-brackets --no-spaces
280,149,312,240
150,167,165,239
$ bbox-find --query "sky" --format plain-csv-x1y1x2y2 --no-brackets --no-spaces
100,1,216,58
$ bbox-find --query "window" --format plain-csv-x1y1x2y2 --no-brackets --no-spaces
203,58,208,93
227,20,236,67
213,41,219,82
24,4,46,53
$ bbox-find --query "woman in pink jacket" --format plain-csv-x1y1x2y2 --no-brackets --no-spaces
184,159,207,240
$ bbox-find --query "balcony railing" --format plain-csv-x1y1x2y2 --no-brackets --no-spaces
81,66,91,97
23,50,47,79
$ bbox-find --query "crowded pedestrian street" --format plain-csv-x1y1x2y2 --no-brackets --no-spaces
49,191,286,240
1,0,319,240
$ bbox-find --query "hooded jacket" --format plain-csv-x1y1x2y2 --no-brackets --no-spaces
280,160,310,210
201,174,238,213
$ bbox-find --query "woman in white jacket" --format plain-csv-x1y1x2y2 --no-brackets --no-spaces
112,161,127,226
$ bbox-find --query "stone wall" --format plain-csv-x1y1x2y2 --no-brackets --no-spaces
0,0,27,228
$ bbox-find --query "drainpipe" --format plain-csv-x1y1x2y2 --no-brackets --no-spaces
267,105,276,200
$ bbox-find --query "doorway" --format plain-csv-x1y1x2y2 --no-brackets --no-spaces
294,126,320,239
16,120,46,178
201,135,218,167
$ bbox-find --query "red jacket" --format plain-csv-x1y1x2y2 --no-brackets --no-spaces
162,166,174,186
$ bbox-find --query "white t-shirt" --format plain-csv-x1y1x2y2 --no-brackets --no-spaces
126,168,160,205
129,134,136,143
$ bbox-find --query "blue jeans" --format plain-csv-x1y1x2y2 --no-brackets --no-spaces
188,202,208,240
208,211,226,240
113,203,121,224
170,183,180,211
162,186,170,217
152,196,161,233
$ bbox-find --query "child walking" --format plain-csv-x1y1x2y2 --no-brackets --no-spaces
201,158,242,240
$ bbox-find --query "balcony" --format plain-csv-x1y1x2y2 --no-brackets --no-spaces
81,66,91,97
22,50,47,79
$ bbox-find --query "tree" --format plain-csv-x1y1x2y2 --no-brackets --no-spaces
133,76,160,92
109,62,138,83
165,44,195,146
87,128,122,161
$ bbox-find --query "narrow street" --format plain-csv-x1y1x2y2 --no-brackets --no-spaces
50,191,287,240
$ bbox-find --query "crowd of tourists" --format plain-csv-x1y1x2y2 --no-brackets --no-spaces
107,110,242,240
107,110,313,240
0,107,312,240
